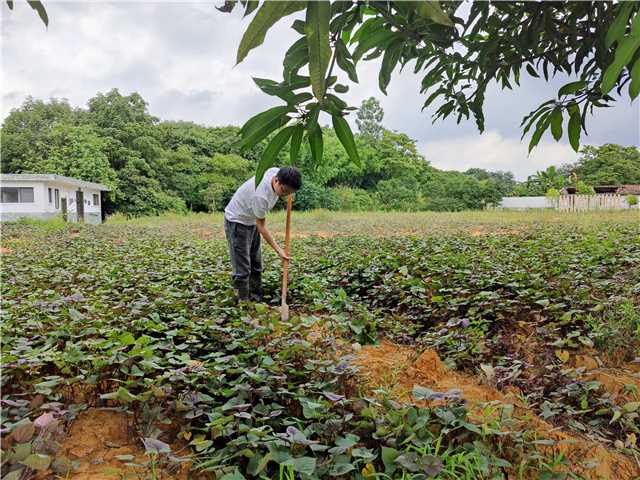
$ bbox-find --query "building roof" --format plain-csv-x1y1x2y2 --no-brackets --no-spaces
562,184,640,195
0,173,111,191
618,184,640,195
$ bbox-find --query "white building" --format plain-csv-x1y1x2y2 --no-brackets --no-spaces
0,174,111,224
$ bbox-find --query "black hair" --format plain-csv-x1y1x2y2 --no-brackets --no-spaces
276,167,302,190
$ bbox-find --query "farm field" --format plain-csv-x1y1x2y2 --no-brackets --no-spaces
1,210,640,480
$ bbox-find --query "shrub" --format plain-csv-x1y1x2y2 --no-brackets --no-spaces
293,180,338,211
331,187,378,211
575,181,595,195
627,194,638,206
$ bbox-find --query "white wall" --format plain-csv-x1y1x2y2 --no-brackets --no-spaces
1,180,103,223
499,196,554,209
0,180,47,214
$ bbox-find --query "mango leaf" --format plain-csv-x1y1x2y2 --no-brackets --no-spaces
557,80,586,98
305,1,331,100
289,124,304,163
606,2,635,48
379,38,404,94
239,106,292,151
629,57,640,99
255,126,295,187
352,29,396,63
283,38,309,82
308,124,323,166
240,105,292,139
27,1,48,27
417,1,454,27
528,114,551,153
332,114,361,167
550,107,563,141
568,105,581,152
236,1,306,64
335,38,358,82
555,349,570,363
601,12,640,94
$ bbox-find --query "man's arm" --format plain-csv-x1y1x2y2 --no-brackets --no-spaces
256,218,290,261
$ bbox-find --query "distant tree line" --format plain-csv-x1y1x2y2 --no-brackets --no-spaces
1,91,638,216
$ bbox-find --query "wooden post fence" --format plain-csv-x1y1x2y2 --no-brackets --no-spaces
557,194,625,212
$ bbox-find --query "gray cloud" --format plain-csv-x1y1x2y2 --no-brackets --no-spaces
2,1,638,180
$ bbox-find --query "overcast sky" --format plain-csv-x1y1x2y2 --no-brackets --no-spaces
2,1,639,180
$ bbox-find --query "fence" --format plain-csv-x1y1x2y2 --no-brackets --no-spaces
557,194,626,212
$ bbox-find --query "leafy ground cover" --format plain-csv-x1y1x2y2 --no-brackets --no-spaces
1,211,639,480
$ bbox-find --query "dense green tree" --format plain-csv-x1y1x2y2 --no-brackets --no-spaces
571,144,640,185
356,97,384,140
224,0,640,182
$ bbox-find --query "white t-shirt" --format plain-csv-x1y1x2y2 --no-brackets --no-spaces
224,168,280,226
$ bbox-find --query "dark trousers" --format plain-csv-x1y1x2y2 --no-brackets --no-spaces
224,218,263,301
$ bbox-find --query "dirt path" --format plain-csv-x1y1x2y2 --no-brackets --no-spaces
352,340,640,480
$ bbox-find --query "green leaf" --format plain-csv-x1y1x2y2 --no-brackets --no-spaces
289,124,304,163
241,105,292,138
243,1,259,17
417,1,454,27
557,80,587,98
308,124,323,166
219,470,246,480
379,39,404,94
21,453,52,471
283,37,308,82
239,107,292,151
352,29,396,63
332,114,361,167
236,1,306,64
27,1,48,27
606,2,634,48
255,126,295,187
335,38,358,82
526,64,539,78
550,107,562,141
568,108,581,152
528,115,551,153
622,401,640,413
305,1,331,100
283,456,316,475
334,84,349,93
381,447,400,473
601,12,640,94
629,57,640,99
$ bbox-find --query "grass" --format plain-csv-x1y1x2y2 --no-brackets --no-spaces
103,209,640,238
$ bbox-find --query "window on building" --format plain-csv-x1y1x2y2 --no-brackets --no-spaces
20,187,34,202
48,188,52,203
55,189,60,209
93,194,99,206
1,187,34,203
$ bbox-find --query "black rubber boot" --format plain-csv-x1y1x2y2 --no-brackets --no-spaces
249,273,263,302
233,280,250,303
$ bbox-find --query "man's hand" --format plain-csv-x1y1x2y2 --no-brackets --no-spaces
277,248,291,262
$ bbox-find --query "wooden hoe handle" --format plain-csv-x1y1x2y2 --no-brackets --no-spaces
281,194,293,308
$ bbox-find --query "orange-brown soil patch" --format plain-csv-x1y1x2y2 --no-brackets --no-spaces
352,340,639,480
